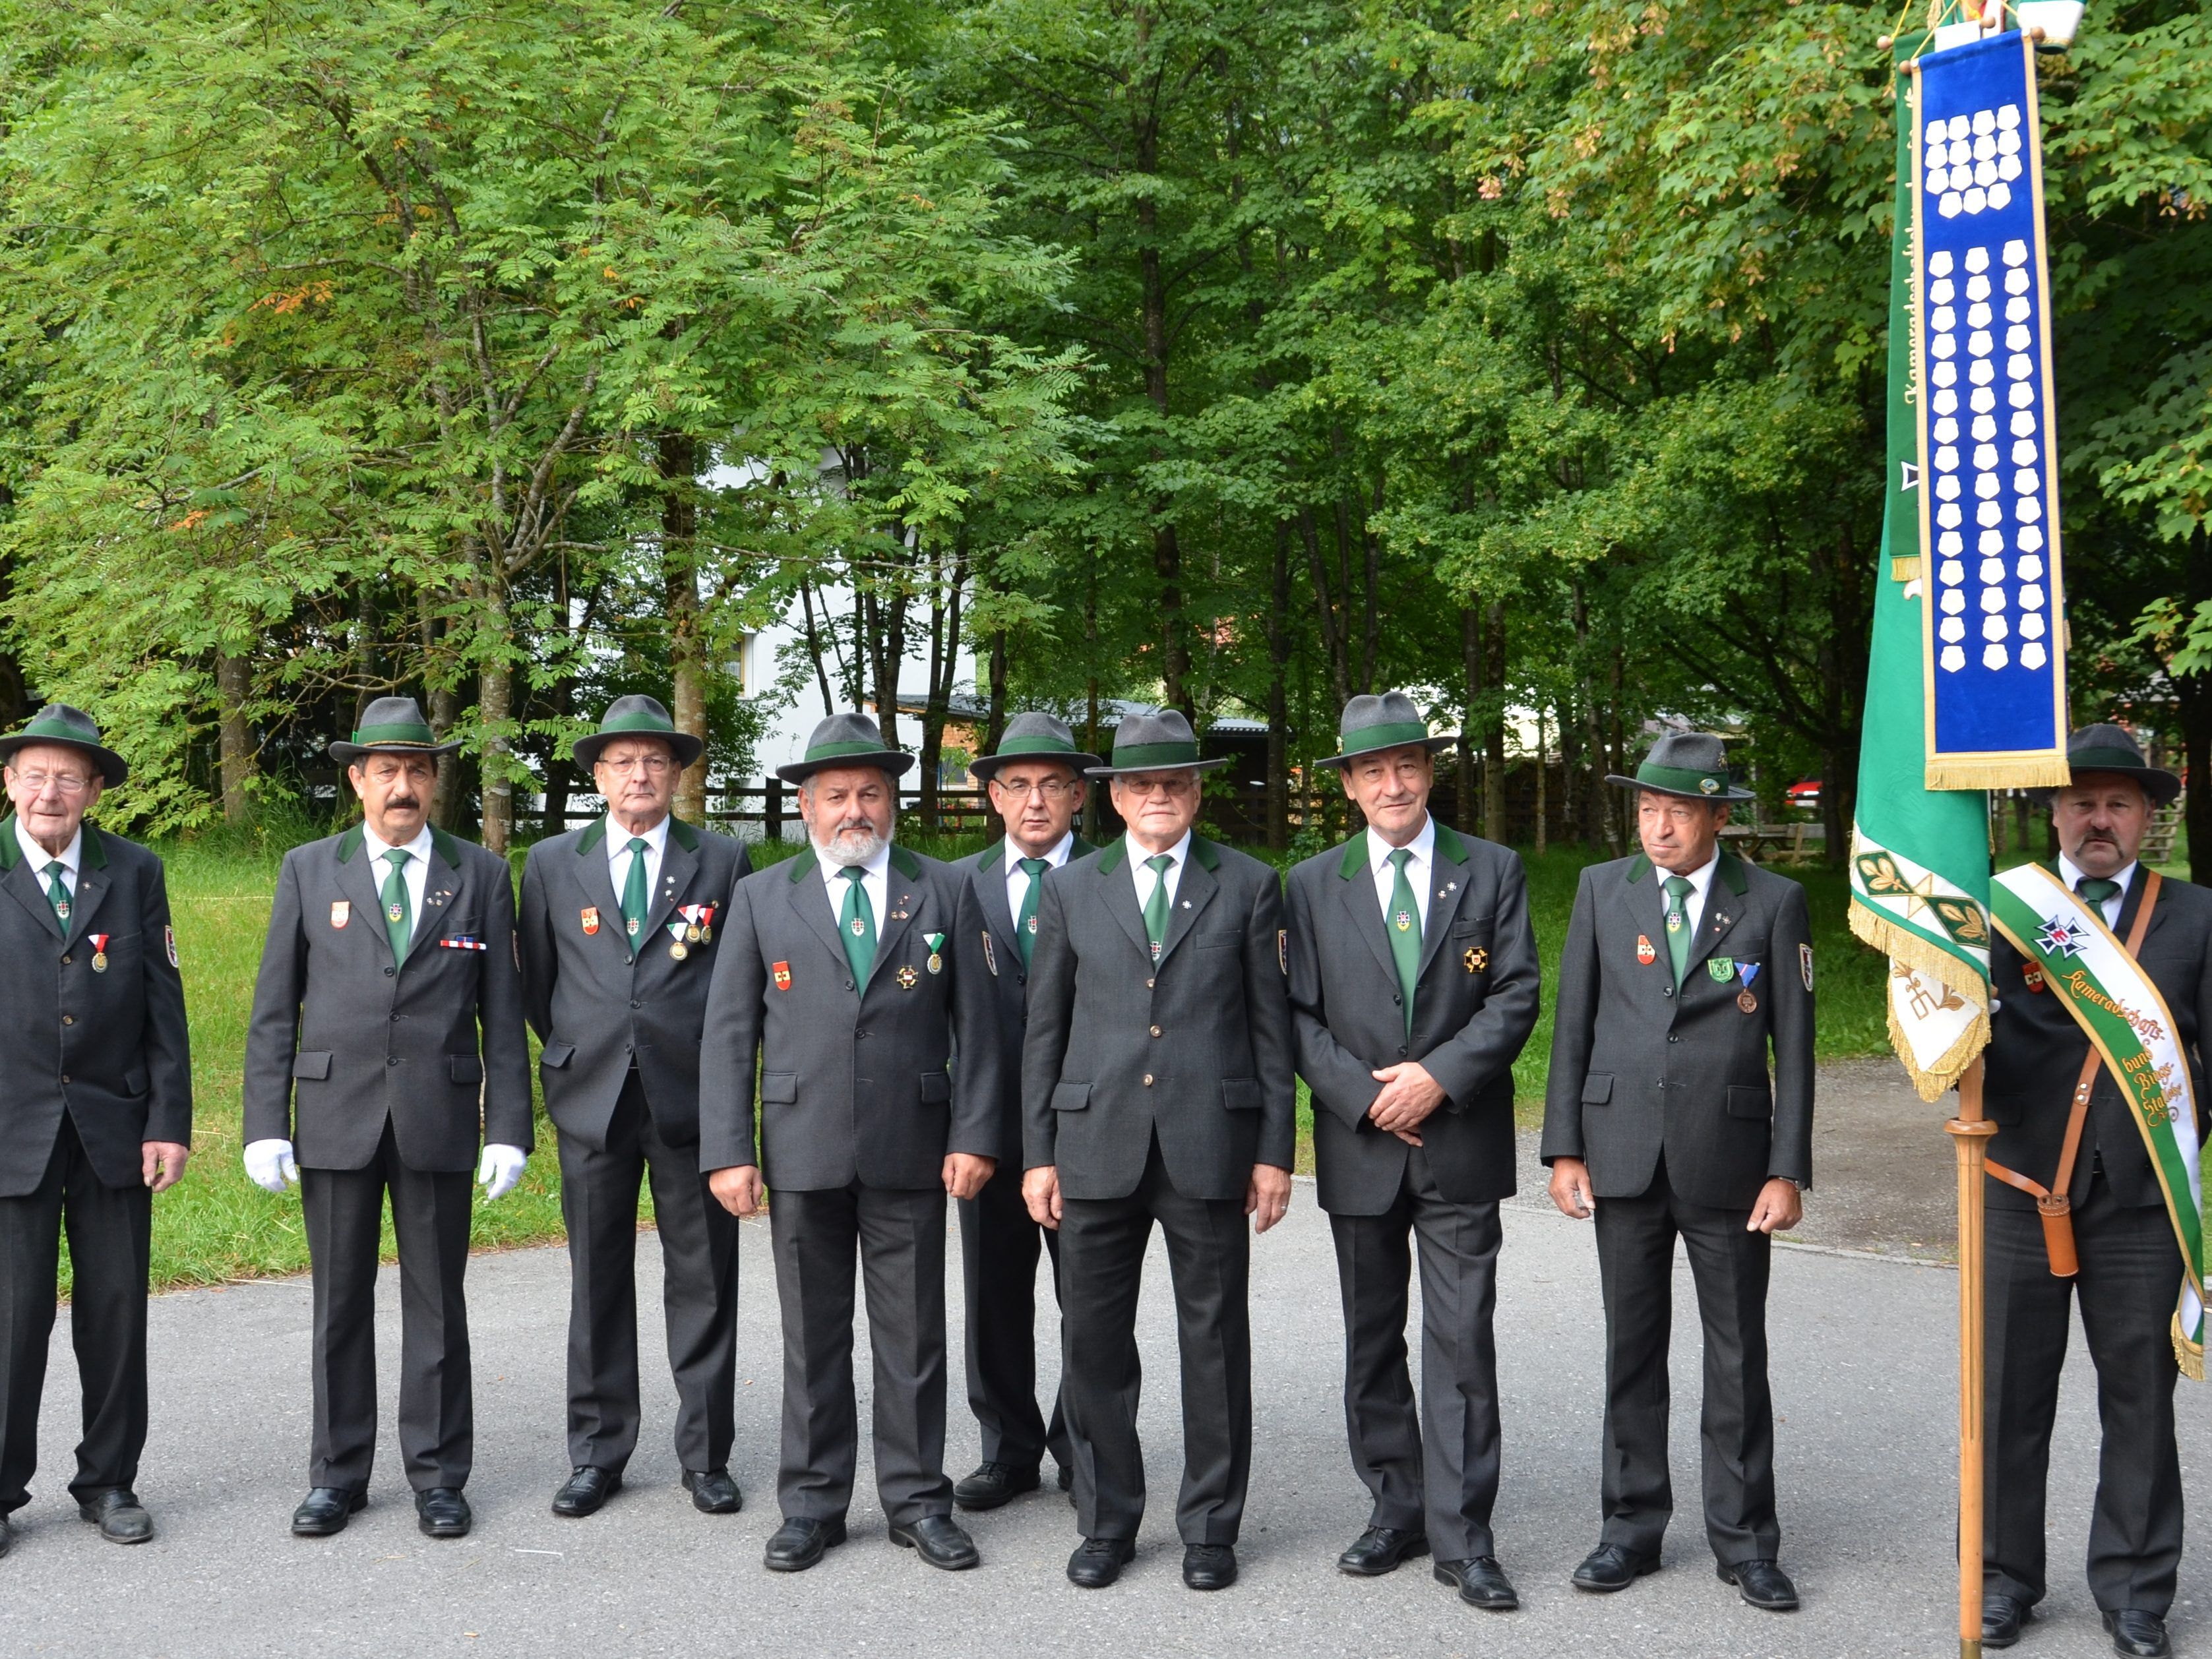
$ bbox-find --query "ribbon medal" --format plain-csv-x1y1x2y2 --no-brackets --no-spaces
772,960,792,991
580,906,600,936
665,920,689,961
1708,957,1736,983
88,933,110,973
1636,934,1656,966
437,934,489,951
924,932,945,975
330,901,350,930
1737,960,1762,1014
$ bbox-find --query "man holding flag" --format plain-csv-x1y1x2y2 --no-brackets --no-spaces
1977,727,2209,1659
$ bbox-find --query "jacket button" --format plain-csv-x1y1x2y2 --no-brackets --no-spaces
1392,994,1401,1005
1398,1046,1408,1058
1149,1025,1161,1038
386,1056,400,1066
1661,986,1673,998
60,1074,69,1085
1145,977,1154,989
843,979,855,990
384,966,396,978
389,1012,400,1023
61,1015,73,1026
60,955,70,965
1142,1073,1153,1087
856,1031,869,1041
629,1000,642,1010
1667,1033,1680,1044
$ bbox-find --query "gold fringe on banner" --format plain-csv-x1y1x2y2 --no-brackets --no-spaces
1924,754,2074,791
2174,1315,2205,1383
1849,899,1990,1102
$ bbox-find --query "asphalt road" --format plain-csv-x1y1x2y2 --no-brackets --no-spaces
13,1183,2206,1658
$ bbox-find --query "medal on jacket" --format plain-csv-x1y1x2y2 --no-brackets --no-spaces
88,932,109,973
924,931,945,974
580,906,600,936
1737,961,1762,1013
772,960,792,991
2022,962,2047,992
1463,946,1487,974
1708,956,1736,982
330,901,350,930
1636,934,1655,965
895,964,918,990
665,920,689,961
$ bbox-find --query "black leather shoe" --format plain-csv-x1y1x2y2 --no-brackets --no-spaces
1337,1526,1429,1576
551,1466,620,1518
2105,1610,2172,1658
1456,1556,1520,1611
77,1489,153,1544
1719,1558,1799,1612
889,1514,979,1571
681,1468,742,1514
1983,1593,2031,1648
1067,1536,1135,1588
952,1461,1040,1512
291,1487,367,1537
1572,1542,1659,1592
414,1488,472,1538
1057,1464,1074,1491
1183,1543,1238,1591
764,1515,846,1573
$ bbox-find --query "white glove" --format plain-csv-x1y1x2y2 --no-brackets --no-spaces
243,1138,299,1195
477,1144,528,1202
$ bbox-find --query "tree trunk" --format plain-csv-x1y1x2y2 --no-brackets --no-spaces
1483,603,1508,844
919,535,966,833
1299,507,1351,713
216,651,253,824
660,433,708,826
2181,673,2212,887
1458,606,1482,832
985,615,1010,841
1133,20,1187,716
428,681,465,832
1265,522,1292,851
1533,705,1549,857
1574,582,1607,851
477,585,514,854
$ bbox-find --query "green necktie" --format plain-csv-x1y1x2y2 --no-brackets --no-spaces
1386,848,1421,1037
381,847,414,967
621,837,651,948
1663,874,1694,987
1142,854,1174,961
42,860,69,928
836,864,877,989
2077,876,2121,913
1016,857,1049,968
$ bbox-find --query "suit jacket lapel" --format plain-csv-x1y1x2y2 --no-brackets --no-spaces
783,851,855,974
1153,852,1219,969
3,854,64,941
63,866,112,949
1681,856,1747,979
414,841,467,956
1334,851,1400,984
872,866,921,973
342,835,396,967
1094,843,1155,965
577,829,625,943
973,843,1022,959
644,826,700,941
1415,827,1475,980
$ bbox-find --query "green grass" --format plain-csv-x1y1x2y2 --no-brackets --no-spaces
83,828,1893,1290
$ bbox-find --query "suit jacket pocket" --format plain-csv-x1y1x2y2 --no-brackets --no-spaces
1726,1084,1771,1121
1452,913,1493,934
293,1050,333,1081
760,1071,798,1104
919,1070,951,1104
448,1054,484,1085
1194,928,1239,950
1051,1081,1091,1112
539,1041,576,1069
1580,1072,1613,1105
123,1066,148,1096
1222,1077,1262,1111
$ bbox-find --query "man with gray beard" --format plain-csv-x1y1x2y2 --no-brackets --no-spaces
699,713,1000,1575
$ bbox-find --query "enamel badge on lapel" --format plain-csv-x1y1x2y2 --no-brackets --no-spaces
895,964,919,990
981,932,999,977
330,901,350,930
772,960,792,991
1636,934,1656,966
580,907,599,936
1709,957,1736,982
924,931,945,974
89,933,110,973
1464,946,1488,974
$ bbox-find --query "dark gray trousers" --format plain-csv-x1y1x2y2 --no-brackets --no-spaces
956,1163,1066,1473
301,1121,474,1493
1592,1157,1779,1565
768,1180,950,1526
1059,1137,1251,1546
0,1118,150,1513
1984,1174,2184,1615
1329,1151,1503,1559
559,1074,741,1474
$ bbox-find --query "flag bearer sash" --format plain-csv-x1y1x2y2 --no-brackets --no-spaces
1990,864,2206,1379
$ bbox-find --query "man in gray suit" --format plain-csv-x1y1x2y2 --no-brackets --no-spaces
699,713,999,1575
1541,731,1814,1612
243,696,533,1542
0,706,191,1555
1284,692,1539,1611
1022,708,1296,1593
948,712,1100,1513
519,695,752,1521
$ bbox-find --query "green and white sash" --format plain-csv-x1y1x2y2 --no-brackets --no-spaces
1989,864,2205,1379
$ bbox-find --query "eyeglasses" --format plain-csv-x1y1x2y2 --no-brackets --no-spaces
993,777,1076,800
1117,777,1196,800
9,770,94,795
597,754,672,775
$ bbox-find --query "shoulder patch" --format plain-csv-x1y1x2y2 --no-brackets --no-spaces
165,924,178,967
1800,942,1814,992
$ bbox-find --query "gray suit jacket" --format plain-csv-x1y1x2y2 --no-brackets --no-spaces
1020,836,1296,1203
1541,849,1814,1208
0,818,192,1196
243,824,534,1172
952,835,1100,1169
1286,822,1539,1214
519,816,751,1150
696,841,1000,1191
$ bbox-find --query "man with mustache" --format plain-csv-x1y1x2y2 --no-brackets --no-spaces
700,713,998,1574
0,705,191,1556
1978,725,2212,1659
947,712,1101,1513
243,696,532,1541
519,695,752,1522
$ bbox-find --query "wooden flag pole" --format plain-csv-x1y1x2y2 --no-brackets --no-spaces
1946,1056,1996,1659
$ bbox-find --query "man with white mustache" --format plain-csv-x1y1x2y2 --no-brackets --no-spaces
699,713,999,1575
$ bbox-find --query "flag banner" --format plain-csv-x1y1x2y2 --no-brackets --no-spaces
1910,30,2070,789
1988,866,2205,1378
1850,32,1994,1101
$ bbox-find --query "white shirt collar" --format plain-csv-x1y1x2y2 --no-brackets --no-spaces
361,822,435,865
1127,829,1192,870
1366,814,1435,876
1008,830,1076,870
821,837,893,879
2057,853,2139,897
1653,847,1721,897
14,818,82,875
607,813,671,858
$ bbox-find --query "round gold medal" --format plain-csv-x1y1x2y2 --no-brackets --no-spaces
1737,989,1757,1013
669,941,689,961
92,952,109,973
